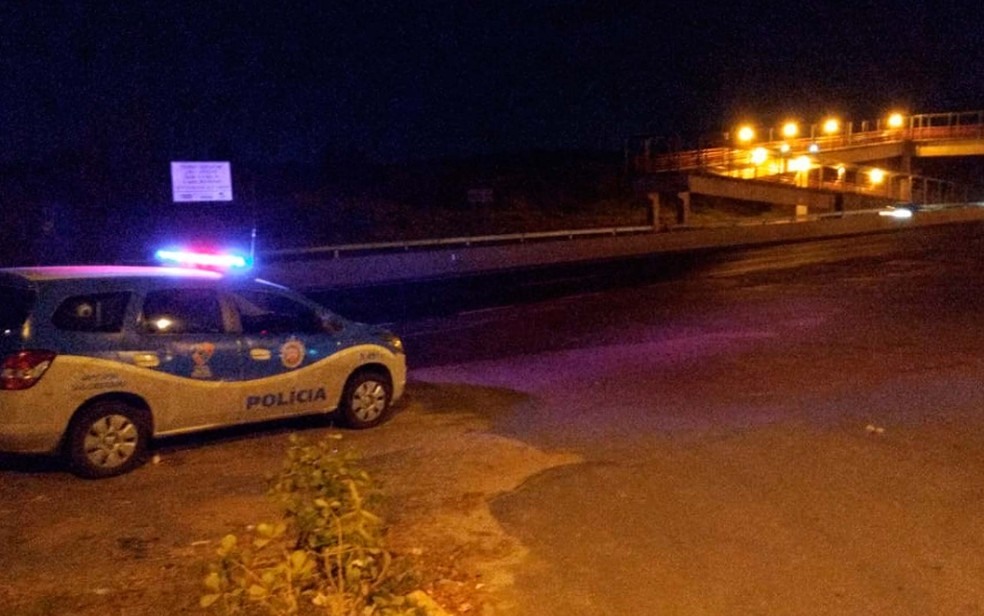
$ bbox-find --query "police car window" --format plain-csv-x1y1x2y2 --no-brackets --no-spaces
0,286,36,332
230,290,323,335
52,292,131,333
141,289,224,334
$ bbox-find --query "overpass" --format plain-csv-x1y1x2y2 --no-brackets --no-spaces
256,111,984,291
631,110,984,173
628,110,984,223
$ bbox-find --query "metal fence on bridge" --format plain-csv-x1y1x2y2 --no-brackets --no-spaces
627,110,984,203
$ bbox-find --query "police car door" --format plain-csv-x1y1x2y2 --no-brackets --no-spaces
132,287,242,432
227,288,327,422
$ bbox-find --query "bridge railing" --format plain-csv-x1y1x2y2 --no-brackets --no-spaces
629,109,984,174
263,225,656,261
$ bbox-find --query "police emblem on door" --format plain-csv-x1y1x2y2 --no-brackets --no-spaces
191,342,216,378
280,338,305,369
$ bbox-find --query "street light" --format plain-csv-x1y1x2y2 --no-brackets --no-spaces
822,118,840,134
782,122,799,139
788,155,813,188
887,113,905,129
737,125,755,144
778,142,791,173
788,155,812,173
869,168,886,184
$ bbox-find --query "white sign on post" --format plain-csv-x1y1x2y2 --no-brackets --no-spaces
170,161,234,202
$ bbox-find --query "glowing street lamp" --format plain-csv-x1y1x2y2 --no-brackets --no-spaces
887,113,905,129
777,142,791,173
782,122,799,139
788,155,812,173
788,155,813,188
822,118,841,134
869,168,886,185
737,125,756,144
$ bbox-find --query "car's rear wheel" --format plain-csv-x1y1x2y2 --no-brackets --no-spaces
339,370,392,429
66,401,150,479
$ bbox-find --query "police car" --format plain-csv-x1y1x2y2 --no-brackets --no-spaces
0,262,406,478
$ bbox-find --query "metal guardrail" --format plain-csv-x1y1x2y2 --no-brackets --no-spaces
262,225,656,261
262,205,974,262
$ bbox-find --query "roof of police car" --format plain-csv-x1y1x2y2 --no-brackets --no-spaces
0,265,224,281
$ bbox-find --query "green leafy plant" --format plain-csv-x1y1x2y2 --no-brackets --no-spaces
201,434,425,615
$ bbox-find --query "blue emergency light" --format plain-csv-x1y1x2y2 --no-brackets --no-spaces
154,248,250,270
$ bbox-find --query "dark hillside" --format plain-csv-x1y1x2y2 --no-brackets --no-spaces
0,150,645,266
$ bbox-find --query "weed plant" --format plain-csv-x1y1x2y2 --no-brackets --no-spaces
201,434,425,616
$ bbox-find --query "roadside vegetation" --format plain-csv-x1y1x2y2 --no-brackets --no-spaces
257,151,646,250
200,434,434,616
0,150,646,265
3,146,913,266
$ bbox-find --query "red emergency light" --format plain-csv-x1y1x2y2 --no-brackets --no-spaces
154,248,250,270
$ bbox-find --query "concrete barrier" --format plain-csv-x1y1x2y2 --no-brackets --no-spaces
257,207,984,290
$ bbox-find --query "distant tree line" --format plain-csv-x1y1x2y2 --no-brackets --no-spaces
0,147,633,267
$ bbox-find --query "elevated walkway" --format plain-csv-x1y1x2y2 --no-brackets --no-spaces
811,138,984,163
634,172,901,228
628,110,984,215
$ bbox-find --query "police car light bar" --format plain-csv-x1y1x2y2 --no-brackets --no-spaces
155,249,249,269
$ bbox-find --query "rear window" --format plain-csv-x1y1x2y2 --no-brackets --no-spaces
52,292,132,333
0,286,36,332
141,289,224,334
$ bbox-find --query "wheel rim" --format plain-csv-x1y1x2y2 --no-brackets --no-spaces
83,414,140,470
350,380,387,423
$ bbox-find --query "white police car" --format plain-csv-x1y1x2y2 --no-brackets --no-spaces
0,263,406,478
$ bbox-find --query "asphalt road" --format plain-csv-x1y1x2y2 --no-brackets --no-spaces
395,221,984,614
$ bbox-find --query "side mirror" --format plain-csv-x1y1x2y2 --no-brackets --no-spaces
322,315,345,334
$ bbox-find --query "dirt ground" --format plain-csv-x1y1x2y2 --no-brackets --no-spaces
5,376,984,615
0,380,578,616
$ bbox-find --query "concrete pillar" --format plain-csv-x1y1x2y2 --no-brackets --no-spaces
676,191,691,225
898,176,912,202
900,142,913,174
646,192,661,230
899,140,914,202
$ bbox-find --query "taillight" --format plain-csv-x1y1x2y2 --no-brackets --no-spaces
1,351,57,390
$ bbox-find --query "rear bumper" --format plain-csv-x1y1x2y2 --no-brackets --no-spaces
0,424,63,454
0,391,69,454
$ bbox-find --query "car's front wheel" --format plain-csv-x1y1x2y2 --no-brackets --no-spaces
339,370,392,429
66,401,150,479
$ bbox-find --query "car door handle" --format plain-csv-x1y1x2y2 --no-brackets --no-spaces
132,353,160,368
250,348,272,361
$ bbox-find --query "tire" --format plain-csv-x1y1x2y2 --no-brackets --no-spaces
66,401,150,479
339,370,392,429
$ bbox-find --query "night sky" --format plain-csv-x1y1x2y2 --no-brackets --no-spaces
2,1,982,165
